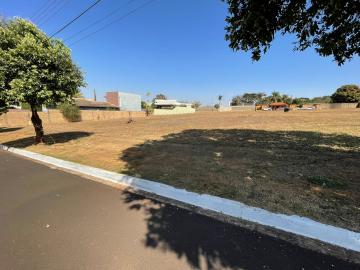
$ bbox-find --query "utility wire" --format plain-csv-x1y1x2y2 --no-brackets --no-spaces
30,0,51,20
31,0,57,22
35,0,63,24
69,0,156,46
50,0,103,38
64,0,136,42
38,0,72,26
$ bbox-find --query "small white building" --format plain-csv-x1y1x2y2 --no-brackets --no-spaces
153,99,195,115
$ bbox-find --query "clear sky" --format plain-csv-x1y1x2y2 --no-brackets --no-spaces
1,0,359,105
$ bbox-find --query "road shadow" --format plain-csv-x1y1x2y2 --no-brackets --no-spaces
2,132,93,148
0,127,23,133
122,191,360,270
120,129,360,231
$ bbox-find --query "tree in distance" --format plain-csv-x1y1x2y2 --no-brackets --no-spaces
231,92,266,105
331,85,360,103
192,101,201,110
155,93,167,100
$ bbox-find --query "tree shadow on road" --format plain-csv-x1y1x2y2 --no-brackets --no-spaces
120,129,360,231
2,131,93,148
122,191,359,270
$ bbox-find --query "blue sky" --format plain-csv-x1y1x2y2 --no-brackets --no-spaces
2,0,359,105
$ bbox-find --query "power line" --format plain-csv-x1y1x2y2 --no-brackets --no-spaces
35,0,63,23
50,0,104,38
69,0,157,46
30,0,52,20
64,0,136,42
31,0,58,22
38,0,72,26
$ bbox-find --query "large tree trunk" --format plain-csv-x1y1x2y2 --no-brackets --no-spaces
30,106,44,144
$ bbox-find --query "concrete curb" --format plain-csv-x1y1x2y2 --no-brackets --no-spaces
1,144,360,253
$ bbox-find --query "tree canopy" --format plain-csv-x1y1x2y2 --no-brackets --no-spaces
230,91,333,106
0,18,85,142
231,92,265,105
155,93,167,100
224,0,360,65
331,85,360,103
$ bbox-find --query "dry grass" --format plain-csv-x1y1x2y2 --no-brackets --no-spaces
1,109,360,231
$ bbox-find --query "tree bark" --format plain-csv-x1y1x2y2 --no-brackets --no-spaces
30,106,44,144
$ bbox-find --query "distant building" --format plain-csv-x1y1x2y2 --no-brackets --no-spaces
74,98,119,110
153,99,195,115
105,92,141,112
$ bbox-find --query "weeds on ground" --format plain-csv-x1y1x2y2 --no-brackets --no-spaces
307,176,346,189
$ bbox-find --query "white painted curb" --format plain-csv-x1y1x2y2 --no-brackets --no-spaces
1,144,360,252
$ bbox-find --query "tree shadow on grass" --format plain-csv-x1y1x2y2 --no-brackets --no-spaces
2,132,93,148
0,127,23,133
120,129,360,231
122,191,360,270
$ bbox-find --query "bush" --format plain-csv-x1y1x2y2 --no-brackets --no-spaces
331,85,360,103
145,105,154,116
59,103,82,122
192,101,201,110
141,101,153,116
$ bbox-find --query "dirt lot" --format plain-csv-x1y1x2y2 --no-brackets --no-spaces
1,109,359,231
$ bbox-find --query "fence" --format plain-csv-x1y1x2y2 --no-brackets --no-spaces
304,103,359,109
0,109,145,127
153,106,195,115
231,105,255,111
197,106,217,112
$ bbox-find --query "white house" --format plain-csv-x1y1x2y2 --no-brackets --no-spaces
153,99,195,115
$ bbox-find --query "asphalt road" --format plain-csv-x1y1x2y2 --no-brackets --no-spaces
0,150,359,270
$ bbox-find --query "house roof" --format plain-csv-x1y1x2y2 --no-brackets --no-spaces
74,98,118,108
270,102,289,106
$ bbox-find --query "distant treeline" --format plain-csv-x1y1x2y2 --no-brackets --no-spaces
230,85,360,106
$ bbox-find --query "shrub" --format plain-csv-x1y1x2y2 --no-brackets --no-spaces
192,101,201,110
141,101,153,116
331,85,360,103
145,105,154,116
59,103,82,122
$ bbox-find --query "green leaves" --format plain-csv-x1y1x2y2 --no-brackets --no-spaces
0,18,85,108
331,85,360,103
231,92,266,105
224,0,360,65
